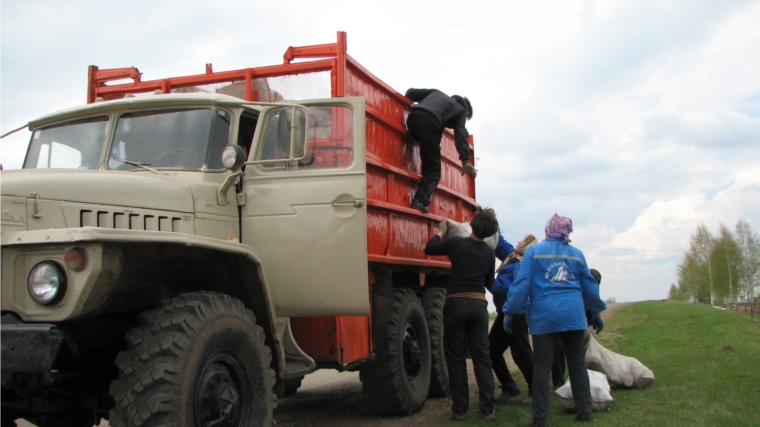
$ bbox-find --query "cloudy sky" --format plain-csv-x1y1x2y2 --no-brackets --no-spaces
2,0,759,303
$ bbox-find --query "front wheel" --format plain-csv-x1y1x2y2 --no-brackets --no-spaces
108,292,275,427
360,288,431,415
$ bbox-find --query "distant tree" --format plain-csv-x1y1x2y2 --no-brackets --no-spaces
668,283,688,302
736,219,760,302
709,225,743,303
676,224,714,304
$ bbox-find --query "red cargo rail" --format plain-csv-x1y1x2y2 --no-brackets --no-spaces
88,31,477,271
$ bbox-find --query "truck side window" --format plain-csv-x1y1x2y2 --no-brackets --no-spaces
258,106,353,170
238,113,258,158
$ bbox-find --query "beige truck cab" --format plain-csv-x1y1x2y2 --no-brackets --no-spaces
1,92,368,427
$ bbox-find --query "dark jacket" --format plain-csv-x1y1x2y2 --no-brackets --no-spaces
405,88,470,162
424,235,495,296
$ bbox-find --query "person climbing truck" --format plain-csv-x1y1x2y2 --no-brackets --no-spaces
405,88,476,213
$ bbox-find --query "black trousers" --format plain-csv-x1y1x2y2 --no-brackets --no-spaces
532,331,592,425
552,335,566,388
443,298,495,415
407,111,443,207
489,313,534,394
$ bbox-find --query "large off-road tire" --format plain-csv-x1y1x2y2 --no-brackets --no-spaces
421,287,449,397
108,292,275,427
360,288,431,415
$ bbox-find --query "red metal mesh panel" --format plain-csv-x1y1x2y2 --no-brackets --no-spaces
172,81,246,98
253,71,332,101
168,71,332,102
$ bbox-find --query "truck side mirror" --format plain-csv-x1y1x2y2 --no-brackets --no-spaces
277,108,307,159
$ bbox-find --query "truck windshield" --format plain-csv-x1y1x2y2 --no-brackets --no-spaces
108,108,230,171
23,116,109,170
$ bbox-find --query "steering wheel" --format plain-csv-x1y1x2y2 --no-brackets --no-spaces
152,148,203,167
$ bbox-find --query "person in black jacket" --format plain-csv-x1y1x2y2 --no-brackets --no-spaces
405,88,476,214
424,208,499,421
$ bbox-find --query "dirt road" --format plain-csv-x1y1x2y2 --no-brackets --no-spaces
18,303,631,427
273,302,631,427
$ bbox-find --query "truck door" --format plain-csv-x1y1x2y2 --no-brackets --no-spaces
240,97,368,317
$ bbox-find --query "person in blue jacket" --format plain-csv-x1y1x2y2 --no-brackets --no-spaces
503,214,606,427
490,234,539,404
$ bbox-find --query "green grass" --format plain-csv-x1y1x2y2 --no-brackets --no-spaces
436,301,760,426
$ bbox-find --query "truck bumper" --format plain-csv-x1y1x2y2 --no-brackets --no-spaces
1,316,62,372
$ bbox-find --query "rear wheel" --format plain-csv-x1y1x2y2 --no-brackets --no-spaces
421,287,449,397
360,288,431,415
108,292,275,427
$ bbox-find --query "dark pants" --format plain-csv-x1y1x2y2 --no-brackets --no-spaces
552,336,566,388
407,111,443,207
443,298,495,415
532,331,591,425
489,313,534,394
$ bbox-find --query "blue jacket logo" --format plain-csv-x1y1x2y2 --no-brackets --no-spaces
545,262,576,283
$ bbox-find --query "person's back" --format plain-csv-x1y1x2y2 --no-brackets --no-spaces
520,239,605,335
423,208,499,420
425,235,495,297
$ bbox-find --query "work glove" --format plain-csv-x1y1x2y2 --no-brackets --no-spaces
503,314,513,335
461,161,478,177
590,315,604,334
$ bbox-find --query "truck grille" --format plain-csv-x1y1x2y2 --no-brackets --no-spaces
79,209,181,232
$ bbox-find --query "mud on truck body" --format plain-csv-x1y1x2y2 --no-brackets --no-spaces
0,32,479,427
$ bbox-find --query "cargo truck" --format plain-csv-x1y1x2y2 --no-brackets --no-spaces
0,31,479,427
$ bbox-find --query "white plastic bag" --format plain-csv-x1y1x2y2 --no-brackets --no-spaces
439,219,499,248
554,369,615,411
585,330,655,389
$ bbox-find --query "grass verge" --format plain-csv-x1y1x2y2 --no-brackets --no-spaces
436,301,760,426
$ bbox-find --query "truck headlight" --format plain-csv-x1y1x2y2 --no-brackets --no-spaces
28,261,66,305
221,145,246,170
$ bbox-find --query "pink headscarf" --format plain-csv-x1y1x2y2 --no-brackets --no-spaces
545,213,573,244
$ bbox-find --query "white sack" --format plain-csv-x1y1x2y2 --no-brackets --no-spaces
554,369,615,412
439,219,499,249
585,330,655,389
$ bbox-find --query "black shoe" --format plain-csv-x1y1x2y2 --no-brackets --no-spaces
575,413,592,422
493,385,522,403
410,199,430,214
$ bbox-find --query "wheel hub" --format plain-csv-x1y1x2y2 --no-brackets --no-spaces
402,322,422,378
196,363,240,427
